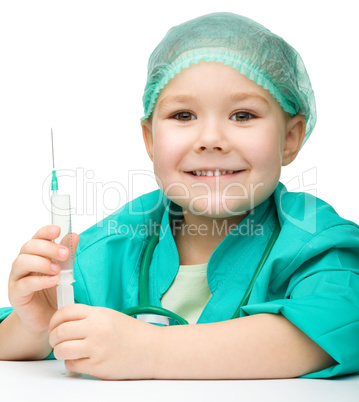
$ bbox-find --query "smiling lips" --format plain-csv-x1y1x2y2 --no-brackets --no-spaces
187,169,242,177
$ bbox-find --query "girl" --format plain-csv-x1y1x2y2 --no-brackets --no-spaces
1,12,358,380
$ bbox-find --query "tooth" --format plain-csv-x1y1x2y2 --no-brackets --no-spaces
202,170,206,176
228,171,233,174
214,169,220,176
196,170,201,176
207,171,214,176
222,170,227,175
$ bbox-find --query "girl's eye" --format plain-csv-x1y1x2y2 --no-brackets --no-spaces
230,112,255,122
171,112,195,121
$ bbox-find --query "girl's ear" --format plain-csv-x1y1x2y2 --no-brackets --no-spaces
282,115,306,166
141,120,154,162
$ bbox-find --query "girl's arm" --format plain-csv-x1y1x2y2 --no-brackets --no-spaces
155,313,336,379
0,312,52,360
49,306,336,380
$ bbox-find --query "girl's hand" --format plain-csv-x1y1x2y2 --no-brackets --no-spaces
48,304,161,380
8,225,79,334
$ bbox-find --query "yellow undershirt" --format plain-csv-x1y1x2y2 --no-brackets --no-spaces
160,263,212,324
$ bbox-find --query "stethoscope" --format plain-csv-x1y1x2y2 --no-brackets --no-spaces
122,219,281,326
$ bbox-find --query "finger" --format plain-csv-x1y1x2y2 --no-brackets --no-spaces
58,233,80,258
53,340,90,361
65,358,91,375
19,238,70,262
49,320,86,348
32,225,62,241
49,304,89,333
11,274,59,299
71,233,80,257
15,232,80,279
11,254,60,281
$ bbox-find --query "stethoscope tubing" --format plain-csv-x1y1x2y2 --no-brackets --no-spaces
122,217,281,325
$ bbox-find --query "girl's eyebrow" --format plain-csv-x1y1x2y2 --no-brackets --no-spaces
228,92,270,106
158,94,198,109
158,92,269,109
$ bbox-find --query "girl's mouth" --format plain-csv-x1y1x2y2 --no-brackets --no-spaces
185,169,244,178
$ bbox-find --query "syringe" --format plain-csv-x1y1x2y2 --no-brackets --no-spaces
50,129,75,309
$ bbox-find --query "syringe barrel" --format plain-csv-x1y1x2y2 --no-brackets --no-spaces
51,193,75,308
51,194,74,276
51,194,72,247
57,284,75,309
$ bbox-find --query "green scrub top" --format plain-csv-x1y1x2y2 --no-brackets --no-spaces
1,182,359,378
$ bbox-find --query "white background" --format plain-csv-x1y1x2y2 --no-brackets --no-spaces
0,0,358,307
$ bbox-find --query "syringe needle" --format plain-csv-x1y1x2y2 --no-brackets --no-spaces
51,128,58,192
51,128,55,169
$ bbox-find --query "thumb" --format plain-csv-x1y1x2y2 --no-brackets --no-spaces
59,233,80,258
71,233,80,258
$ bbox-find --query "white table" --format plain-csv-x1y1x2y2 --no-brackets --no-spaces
1,360,358,402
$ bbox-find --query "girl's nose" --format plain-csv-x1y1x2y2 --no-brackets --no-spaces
193,120,230,153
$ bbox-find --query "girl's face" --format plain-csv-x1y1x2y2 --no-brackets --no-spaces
142,61,304,218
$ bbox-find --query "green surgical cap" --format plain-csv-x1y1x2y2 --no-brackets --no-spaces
141,12,316,148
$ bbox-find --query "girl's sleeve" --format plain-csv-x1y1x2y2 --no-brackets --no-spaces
0,307,13,323
241,246,359,378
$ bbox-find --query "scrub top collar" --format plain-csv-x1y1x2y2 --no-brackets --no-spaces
148,191,279,323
